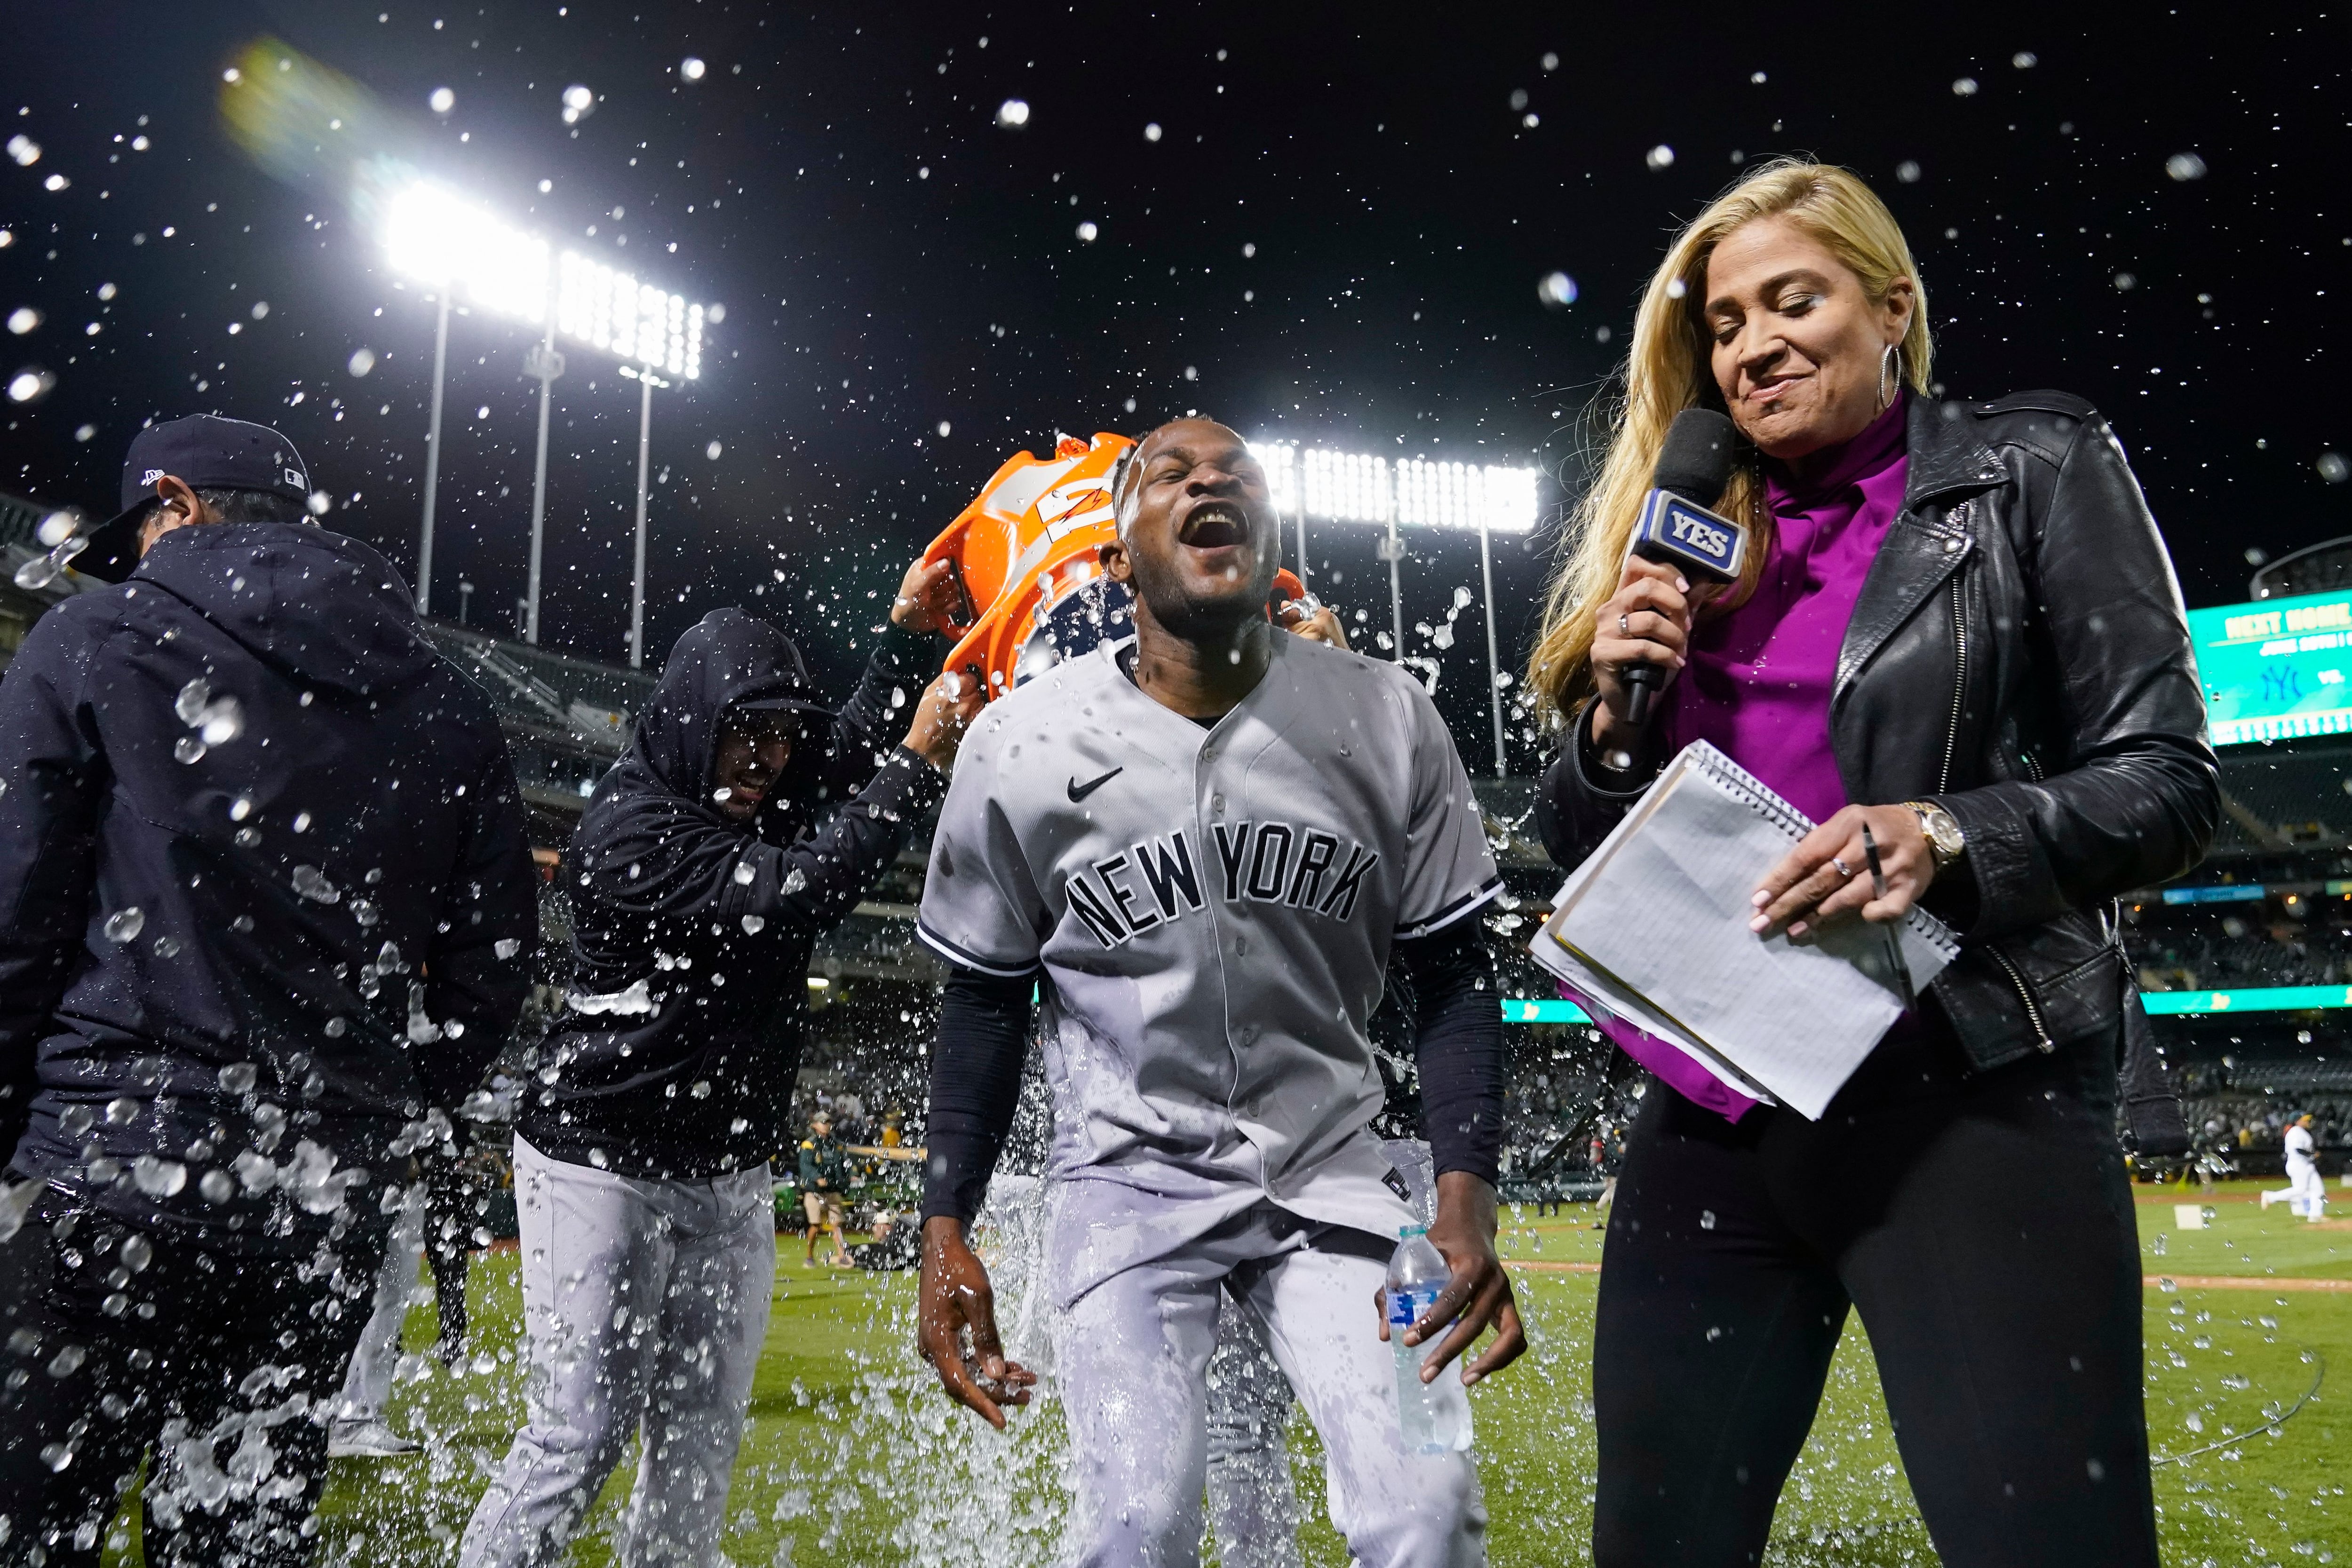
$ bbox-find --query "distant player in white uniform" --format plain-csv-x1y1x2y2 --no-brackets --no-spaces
913,417,1525,1568
2265,1113,2325,1219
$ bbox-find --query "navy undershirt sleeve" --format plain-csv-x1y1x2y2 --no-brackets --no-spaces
1395,915,1505,1187
919,964,1035,1223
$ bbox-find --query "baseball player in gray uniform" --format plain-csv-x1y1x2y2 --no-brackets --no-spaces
913,417,1525,1568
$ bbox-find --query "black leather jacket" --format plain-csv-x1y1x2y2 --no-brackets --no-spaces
1538,392,2219,1120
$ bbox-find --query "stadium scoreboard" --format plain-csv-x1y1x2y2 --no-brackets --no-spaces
2188,589,2352,746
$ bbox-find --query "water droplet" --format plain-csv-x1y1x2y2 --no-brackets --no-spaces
152,936,180,959
199,698,243,746
13,554,58,590
1645,143,1674,170
732,861,756,885
41,1441,73,1471
132,1155,186,1197
494,937,521,959
103,907,144,942
351,898,379,927
119,1233,152,1272
234,827,260,847
1951,76,1978,96
2165,151,2208,182
293,812,312,833
174,678,210,726
217,1062,258,1094
47,1344,86,1377
324,1017,346,1037
1537,271,1577,307
229,795,253,821
57,1104,93,1138
174,736,206,764
105,1097,139,1124
199,1169,233,1203
740,914,766,934
995,98,1030,128
1700,1209,1717,1230
291,866,340,903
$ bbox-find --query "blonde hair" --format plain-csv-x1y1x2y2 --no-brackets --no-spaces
1525,159,1931,723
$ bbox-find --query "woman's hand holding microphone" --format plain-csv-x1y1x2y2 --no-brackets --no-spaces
1588,557,1695,760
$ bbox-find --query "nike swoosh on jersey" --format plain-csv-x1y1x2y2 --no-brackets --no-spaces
1066,767,1124,803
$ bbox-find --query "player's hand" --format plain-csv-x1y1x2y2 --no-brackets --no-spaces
1276,598,1351,651
918,1216,1036,1428
903,668,985,772
1377,1171,1526,1386
1590,557,1692,749
892,556,961,635
1751,803,1936,941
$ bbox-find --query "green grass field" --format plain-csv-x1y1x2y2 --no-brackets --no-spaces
102,1178,2352,1565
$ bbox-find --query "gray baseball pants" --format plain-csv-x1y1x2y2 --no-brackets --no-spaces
1055,1200,1484,1568
458,1135,775,1568
335,1180,428,1421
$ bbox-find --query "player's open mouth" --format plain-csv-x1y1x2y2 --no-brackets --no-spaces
1178,501,1249,550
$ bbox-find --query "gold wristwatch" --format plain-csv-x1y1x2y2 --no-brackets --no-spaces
1903,800,1966,868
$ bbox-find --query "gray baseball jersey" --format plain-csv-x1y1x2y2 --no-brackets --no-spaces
918,632,1500,1303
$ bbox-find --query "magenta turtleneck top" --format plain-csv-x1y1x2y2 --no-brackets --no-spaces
1578,395,1913,1120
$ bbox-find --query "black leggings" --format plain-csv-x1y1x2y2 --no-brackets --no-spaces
1591,1026,2157,1568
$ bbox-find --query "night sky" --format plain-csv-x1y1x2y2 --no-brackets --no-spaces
5,2,2346,772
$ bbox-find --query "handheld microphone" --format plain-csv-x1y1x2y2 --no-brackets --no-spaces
1621,409,1747,726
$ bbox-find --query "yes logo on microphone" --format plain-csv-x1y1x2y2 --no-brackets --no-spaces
1632,492,1747,583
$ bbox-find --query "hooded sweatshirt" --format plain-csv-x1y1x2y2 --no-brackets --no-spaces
518,608,946,1179
0,521,537,1255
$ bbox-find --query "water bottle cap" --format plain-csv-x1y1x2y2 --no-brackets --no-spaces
1398,1224,1427,1238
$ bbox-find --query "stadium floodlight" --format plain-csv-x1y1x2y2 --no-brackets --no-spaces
1248,441,1303,594
1255,440,1544,777
548,252,707,661
381,181,550,617
555,251,704,379
377,179,712,649
381,183,548,320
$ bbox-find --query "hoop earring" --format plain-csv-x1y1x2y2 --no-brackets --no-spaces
1877,344,1900,414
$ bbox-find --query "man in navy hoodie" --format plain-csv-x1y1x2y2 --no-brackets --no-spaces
459,585,979,1567
0,416,538,1565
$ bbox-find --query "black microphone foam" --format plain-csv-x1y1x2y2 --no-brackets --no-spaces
1652,408,1737,509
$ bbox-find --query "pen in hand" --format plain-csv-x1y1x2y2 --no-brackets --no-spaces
1860,821,1917,1014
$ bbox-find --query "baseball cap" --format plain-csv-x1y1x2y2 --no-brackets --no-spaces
80,415,313,577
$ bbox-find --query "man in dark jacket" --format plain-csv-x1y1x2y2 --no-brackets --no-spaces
0,415,538,1564
459,580,978,1568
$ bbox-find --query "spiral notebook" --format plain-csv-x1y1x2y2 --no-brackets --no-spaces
1529,741,1960,1120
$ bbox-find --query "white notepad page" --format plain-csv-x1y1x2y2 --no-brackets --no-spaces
1537,742,1959,1120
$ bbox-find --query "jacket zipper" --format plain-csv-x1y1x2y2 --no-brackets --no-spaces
1990,944,2054,1052
1937,573,1967,795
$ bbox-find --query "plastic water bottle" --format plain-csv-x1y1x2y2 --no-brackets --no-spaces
1387,1225,1472,1454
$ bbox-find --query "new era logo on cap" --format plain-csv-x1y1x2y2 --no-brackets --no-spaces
110,414,313,525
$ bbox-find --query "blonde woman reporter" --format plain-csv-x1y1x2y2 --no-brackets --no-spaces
1528,161,2217,1566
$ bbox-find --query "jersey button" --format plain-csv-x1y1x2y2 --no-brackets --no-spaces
1210,793,1225,814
